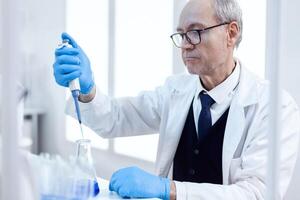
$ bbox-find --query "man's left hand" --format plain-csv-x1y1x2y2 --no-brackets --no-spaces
109,166,170,200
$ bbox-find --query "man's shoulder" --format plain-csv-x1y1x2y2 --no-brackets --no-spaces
240,66,298,110
163,73,199,92
237,64,268,99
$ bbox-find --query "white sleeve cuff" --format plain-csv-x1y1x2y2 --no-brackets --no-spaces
65,86,108,117
174,181,187,200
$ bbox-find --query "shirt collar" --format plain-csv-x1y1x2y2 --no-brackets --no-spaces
196,60,241,104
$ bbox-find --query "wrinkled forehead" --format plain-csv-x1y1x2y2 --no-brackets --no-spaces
177,0,217,32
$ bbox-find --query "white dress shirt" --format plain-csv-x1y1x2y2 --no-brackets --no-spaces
193,62,240,134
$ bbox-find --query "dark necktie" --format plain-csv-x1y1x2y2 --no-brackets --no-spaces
198,92,215,141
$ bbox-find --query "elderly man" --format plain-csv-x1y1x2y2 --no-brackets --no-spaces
53,0,300,199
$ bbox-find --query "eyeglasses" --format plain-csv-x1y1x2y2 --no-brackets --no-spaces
170,22,230,48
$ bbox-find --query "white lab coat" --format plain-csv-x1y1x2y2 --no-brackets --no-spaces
66,62,300,200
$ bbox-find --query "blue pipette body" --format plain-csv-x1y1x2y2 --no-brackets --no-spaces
71,90,82,124
58,39,84,138
71,89,84,138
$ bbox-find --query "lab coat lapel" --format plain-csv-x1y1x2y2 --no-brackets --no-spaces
222,98,245,185
222,65,259,184
156,77,198,177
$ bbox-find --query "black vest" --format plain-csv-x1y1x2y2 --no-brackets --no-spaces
173,101,230,184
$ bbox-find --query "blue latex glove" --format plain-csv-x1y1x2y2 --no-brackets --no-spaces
109,166,170,200
53,32,94,94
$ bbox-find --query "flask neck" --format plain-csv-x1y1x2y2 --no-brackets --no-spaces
76,139,92,162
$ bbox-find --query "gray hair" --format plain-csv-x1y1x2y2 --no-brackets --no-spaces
213,0,243,48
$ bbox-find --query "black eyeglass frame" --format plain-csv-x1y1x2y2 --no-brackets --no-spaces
170,22,230,48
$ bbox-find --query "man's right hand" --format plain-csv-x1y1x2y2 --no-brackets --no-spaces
53,32,94,95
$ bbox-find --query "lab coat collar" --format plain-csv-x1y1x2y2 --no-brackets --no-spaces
171,59,260,107
234,59,260,107
196,61,241,105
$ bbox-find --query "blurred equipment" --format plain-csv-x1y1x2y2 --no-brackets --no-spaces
27,139,100,200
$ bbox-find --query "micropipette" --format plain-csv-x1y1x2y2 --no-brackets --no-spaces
57,39,84,139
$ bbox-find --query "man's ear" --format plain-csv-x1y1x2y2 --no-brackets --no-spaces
227,21,240,48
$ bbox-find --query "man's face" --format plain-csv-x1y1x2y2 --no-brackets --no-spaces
178,0,230,76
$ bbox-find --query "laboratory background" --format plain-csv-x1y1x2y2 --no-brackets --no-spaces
1,0,300,199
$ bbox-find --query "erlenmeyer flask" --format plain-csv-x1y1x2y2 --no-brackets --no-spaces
75,139,100,197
